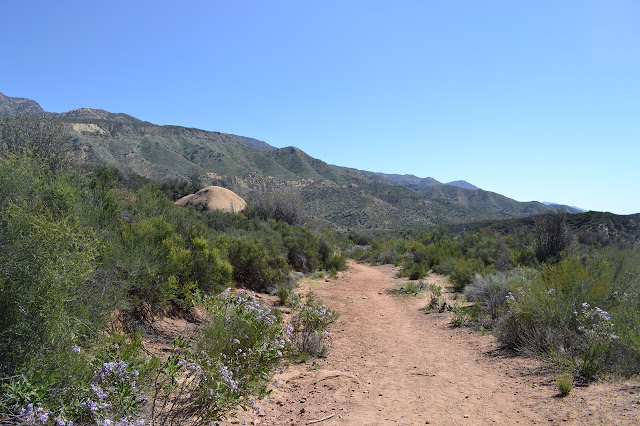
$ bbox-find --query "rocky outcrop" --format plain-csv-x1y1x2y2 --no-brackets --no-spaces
175,186,246,213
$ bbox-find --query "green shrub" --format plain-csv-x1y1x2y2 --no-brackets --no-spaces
222,236,289,291
431,256,457,275
0,114,70,172
464,268,537,323
1,334,158,425
556,373,573,395
177,289,288,422
449,258,487,292
494,255,624,379
399,261,429,280
0,157,102,375
275,279,297,306
392,280,426,295
284,231,320,273
324,252,348,272
424,283,445,313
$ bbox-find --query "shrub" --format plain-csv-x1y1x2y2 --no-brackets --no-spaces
534,212,572,264
284,231,320,273
424,283,445,313
573,303,619,379
0,114,70,172
222,236,289,291
431,256,457,275
324,252,348,272
169,289,289,422
251,189,305,225
494,255,622,378
556,373,573,395
399,261,429,280
464,268,537,323
0,157,102,375
449,258,487,292
290,292,338,357
392,280,426,296
2,334,157,425
274,278,297,306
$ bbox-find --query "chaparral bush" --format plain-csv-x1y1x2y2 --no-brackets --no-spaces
290,292,338,357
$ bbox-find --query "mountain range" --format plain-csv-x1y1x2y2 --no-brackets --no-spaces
1,92,584,230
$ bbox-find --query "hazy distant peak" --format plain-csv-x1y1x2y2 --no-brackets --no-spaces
542,202,587,213
0,92,46,115
446,180,480,190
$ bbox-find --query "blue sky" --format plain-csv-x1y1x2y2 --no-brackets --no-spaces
2,1,639,214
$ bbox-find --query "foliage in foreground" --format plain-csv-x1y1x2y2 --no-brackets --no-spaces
1,290,292,424
465,251,640,381
0,115,342,423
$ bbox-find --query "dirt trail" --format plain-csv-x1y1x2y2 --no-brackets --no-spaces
223,262,640,425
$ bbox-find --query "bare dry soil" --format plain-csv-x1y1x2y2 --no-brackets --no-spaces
147,262,640,425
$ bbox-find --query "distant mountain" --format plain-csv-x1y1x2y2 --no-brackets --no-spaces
0,91,588,229
416,184,558,217
367,172,441,188
371,173,481,192
231,134,278,151
542,202,587,213
446,180,480,190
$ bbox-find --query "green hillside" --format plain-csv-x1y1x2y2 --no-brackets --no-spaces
1,92,580,230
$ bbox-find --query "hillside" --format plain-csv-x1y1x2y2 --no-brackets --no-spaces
417,184,582,216
0,92,45,115
442,211,640,247
1,91,581,229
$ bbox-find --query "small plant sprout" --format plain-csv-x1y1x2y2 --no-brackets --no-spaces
556,373,574,396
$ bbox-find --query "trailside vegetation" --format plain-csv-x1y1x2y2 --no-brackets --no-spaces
347,211,640,383
0,115,347,424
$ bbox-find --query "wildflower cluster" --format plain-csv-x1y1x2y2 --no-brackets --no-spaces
78,357,145,425
573,302,619,379
18,404,59,425
11,341,147,426
151,289,290,423
290,292,338,356
574,302,619,341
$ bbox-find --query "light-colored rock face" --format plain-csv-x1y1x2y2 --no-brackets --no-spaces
175,186,247,213
71,123,108,135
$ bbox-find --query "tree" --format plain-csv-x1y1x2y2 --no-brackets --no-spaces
534,211,572,263
0,114,70,171
252,189,305,225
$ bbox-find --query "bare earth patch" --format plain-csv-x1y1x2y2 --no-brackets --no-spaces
214,262,640,425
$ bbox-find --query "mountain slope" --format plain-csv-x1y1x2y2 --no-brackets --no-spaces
0,92,46,115
231,134,278,151
1,91,579,229
366,171,442,188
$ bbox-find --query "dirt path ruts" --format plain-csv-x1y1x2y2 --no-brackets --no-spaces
224,262,640,425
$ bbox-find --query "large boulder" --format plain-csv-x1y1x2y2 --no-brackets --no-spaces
175,186,247,213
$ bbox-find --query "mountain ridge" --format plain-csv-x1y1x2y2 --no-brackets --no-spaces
0,91,591,229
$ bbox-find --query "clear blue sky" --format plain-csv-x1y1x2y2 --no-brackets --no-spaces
2,1,638,214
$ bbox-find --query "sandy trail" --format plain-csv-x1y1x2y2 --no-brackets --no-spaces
222,262,640,425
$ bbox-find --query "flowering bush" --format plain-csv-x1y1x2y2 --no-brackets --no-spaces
574,303,619,379
1,334,152,425
150,289,289,423
3,289,292,425
290,292,338,357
